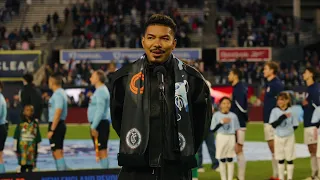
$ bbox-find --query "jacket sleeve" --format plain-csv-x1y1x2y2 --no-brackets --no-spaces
192,79,213,152
20,89,30,107
110,76,126,137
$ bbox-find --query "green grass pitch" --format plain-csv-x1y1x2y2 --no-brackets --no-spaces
7,123,310,179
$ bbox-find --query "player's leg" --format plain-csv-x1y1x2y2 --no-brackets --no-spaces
304,127,319,178
0,124,7,173
50,122,67,171
216,134,227,180
205,131,219,170
278,160,285,180
236,129,246,180
196,143,205,172
285,134,296,180
316,136,320,179
226,134,236,180
265,123,278,179
192,154,199,180
97,121,110,168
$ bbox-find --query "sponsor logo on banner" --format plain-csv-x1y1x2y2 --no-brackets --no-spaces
0,51,41,80
217,47,272,62
60,48,201,63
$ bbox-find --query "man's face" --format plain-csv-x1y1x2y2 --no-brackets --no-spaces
228,71,235,83
263,65,274,78
90,72,98,85
142,25,176,63
303,69,312,81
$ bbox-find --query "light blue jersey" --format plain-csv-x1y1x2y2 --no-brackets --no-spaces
311,106,320,134
0,93,7,125
87,85,110,129
210,111,240,135
269,107,299,137
49,88,68,122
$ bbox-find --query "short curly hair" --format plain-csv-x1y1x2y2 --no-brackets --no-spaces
144,14,177,36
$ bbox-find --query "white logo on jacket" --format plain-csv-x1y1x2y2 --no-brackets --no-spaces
126,128,142,149
178,132,186,151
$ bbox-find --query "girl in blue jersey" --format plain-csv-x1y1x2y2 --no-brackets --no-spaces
269,92,299,180
210,97,240,180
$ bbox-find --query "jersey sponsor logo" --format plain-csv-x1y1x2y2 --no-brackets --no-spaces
129,72,144,95
178,132,186,151
126,128,142,149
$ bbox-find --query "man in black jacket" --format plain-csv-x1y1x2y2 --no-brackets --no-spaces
20,73,43,121
110,14,212,180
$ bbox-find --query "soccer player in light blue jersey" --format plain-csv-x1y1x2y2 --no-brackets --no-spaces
88,70,111,168
210,97,240,180
0,82,7,173
269,92,299,180
47,74,69,171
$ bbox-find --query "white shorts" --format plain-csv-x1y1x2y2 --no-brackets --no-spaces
264,123,274,141
216,133,236,159
274,134,296,161
304,127,318,145
236,129,246,145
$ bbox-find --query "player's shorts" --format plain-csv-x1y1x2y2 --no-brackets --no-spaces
48,121,66,151
236,128,246,145
91,120,110,150
0,124,8,151
264,123,275,141
274,134,296,161
304,127,318,145
216,133,236,159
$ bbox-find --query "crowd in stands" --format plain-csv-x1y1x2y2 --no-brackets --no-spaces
217,0,300,47
70,0,203,49
210,51,320,88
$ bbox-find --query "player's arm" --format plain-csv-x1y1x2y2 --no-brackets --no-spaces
234,89,247,114
110,77,125,137
311,107,320,128
0,100,6,123
50,95,63,132
311,89,320,108
19,89,30,107
91,92,106,130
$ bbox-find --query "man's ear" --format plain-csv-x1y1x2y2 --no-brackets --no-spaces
172,38,177,50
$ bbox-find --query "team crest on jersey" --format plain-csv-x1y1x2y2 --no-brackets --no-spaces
126,128,142,149
178,133,186,151
266,87,270,92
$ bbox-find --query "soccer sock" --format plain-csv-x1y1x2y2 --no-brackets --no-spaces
272,154,278,177
317,158,320,177
56,158,67,171
227,162,234,180
278,163,285,180
237,153,246,180
311,155,318,176
219,162,227,180
100,157,109,169
287,164,294,180
0,163,5,173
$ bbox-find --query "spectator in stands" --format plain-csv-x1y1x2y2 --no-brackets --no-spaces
33,23,41,34
53,12,59,26
64,7,69,23
46,14,51,25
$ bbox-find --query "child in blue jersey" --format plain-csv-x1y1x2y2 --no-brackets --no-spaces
210,97,240,180
269,92,299,180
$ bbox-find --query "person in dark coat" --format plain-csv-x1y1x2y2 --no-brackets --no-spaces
110,14,212,180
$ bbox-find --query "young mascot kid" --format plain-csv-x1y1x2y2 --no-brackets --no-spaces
14,105,41,172
269,92,299,180
210,97,240,180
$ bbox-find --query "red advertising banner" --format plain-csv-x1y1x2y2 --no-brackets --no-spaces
217,47,272,62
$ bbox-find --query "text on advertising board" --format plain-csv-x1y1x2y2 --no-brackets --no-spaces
217,47,272,62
